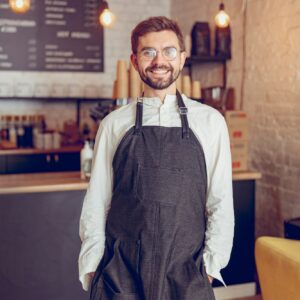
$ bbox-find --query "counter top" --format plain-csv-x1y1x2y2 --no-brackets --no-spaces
0,146,82,155
233,171,262,181
0,172,88,195
0,170,261,195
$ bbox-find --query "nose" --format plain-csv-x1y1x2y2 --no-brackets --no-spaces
152,50,165,64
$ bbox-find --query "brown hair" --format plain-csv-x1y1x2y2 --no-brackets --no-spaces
131,16,185,54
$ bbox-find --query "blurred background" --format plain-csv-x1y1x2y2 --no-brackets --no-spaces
0,1,299,299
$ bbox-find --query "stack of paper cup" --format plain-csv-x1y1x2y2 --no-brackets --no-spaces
182,75,191,97
116,60,129,99
192,80,202,99
112,80,118,99
184,35,192,57
129,62,142,99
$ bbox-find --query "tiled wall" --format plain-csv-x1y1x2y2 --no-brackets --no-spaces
172,0,300,237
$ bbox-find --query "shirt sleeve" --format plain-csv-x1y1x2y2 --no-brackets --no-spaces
203,115,235,286
78,122,114,291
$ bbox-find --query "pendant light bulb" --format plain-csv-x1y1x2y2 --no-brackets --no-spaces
9,0,31,14
215,3,230,28
99,1,115,28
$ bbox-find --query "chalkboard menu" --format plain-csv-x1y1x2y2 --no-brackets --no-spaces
0,0,104,72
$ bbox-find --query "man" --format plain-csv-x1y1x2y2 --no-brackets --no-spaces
79,16,234,300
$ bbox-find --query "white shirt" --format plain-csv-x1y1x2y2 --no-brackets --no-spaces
78,94,234,291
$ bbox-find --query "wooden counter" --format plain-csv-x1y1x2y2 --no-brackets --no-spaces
0,171,88,194
233,171,261,181
0,169,261,298
0,185,88,300
0,145,82,155
0,170,261,195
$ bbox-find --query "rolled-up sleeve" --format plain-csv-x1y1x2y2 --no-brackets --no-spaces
78,122,113,291
203,115,235,286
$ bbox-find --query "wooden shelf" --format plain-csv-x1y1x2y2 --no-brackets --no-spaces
185,55,230,66
0,145,82,155
184,55,230,88
0,96,115,102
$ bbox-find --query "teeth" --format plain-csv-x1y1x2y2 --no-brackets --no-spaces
152,70,168,74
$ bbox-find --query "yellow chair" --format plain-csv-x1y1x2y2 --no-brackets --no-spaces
255,236,300,300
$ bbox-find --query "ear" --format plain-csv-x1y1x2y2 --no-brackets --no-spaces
130,54,139,71
179,51,187,71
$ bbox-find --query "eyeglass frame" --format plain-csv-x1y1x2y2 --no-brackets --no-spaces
136,46,184,61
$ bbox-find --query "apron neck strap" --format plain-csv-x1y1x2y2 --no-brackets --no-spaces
134,90,190,138
176,90,190,139
134,99,143,135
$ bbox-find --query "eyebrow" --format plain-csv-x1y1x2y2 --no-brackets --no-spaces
140,47,155,51
140,46,177,51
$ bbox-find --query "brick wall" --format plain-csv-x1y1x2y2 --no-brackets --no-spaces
171,0,245,106
1,0,300,237
172,0,300,237
244,0,300,236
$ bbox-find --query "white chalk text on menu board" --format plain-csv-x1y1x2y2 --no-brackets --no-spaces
0,0,104,72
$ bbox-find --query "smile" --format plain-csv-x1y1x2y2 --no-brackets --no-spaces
150,69,170,75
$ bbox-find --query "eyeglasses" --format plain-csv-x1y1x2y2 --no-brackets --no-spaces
139,47,179,61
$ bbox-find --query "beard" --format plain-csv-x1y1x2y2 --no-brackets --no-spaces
138,63,181,90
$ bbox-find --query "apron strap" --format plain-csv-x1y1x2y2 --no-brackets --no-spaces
176,90,190,139
134,98,143,135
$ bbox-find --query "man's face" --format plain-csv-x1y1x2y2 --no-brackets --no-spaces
131,30,186,90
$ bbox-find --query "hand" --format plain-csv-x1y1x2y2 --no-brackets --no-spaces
208,275,214,284
88,272,96,280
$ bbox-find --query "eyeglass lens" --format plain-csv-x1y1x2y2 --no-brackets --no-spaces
141,47,177,60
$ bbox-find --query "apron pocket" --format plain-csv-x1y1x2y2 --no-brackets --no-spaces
188,255,215,299
189,248,212,287
102,278,140,299
165,255,214,300
102,238,141,296
189,255,207,286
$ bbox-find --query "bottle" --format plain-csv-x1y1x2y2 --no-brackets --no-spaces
33,115,44,149
0,115,3,143
3,115,9,141
16,115,25,148
32,115,39,148
23,115,33,148
0,115,4,142
82,122,90,142
8,115,17,147
80,141,93,179
0,115,9,142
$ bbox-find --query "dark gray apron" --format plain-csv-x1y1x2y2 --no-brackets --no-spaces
90,91,215,300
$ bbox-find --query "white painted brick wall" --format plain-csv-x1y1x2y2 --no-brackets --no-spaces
171,0,244,106
244,0,300,237
172,0,300,237
0,0,171,129
1,0,299,238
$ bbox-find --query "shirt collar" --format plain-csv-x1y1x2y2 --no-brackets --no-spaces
142,94,177,107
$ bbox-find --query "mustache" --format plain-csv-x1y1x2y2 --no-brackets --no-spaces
146,64,173,72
